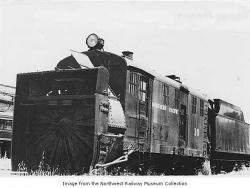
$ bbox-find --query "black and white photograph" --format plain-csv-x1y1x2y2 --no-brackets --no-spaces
0,0,250,187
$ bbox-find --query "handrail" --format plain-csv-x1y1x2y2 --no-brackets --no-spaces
94,150,134,168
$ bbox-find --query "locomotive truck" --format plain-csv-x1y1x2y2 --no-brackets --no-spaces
11,34,250,174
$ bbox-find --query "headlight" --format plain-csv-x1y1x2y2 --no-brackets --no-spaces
86,33,99,48
86,33,104,50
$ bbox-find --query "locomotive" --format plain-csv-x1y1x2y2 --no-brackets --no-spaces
11,33,250,174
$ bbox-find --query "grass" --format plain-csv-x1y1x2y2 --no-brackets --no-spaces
1,155,250,176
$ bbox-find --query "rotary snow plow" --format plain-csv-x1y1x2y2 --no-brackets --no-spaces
12,66,127,174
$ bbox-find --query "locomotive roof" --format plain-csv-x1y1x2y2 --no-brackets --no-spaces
20,50,208,101
124,57,208,101
17,67,100,76
214,98,242,112
214,98,245,122
81,49,209,101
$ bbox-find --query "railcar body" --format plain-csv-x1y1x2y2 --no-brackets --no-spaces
11,34,250,174
124,65,209,159
209,99,250,161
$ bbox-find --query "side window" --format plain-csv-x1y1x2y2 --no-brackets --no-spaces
139,77,147,102
139,76,148,116
0,120,12,130
129,71,138,97
0,120,4,129
200,99,204,116
163,84,169,105
4,120,12,130
174,89,180,109
128,70,148,116
192,96,197,114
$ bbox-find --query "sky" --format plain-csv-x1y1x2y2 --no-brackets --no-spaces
0,0,250,122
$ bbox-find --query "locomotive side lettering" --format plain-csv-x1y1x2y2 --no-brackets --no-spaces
169,108,178,114
152,102,167,111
